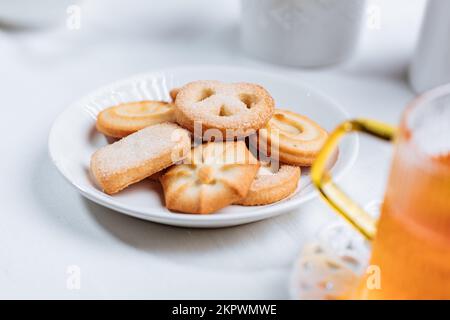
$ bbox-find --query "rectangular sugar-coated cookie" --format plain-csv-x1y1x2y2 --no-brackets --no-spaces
91,122,191,194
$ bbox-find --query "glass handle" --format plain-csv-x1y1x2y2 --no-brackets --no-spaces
311,119,397,241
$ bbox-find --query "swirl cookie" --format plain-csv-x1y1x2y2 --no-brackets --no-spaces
96,100,175,138
255,109,328,166
235,162,300,206
174,80,274,140
160,141,260,214
91,122,191,194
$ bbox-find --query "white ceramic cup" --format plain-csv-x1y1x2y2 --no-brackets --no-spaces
240,0,366,68
409,0,450,93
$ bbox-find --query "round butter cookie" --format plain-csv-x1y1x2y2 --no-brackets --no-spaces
96,100,175,138
235,162,300,206
255,109,328,166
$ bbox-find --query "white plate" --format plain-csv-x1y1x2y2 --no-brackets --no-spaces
48,65,358,228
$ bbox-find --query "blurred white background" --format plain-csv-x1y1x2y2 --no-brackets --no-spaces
0,0,427,298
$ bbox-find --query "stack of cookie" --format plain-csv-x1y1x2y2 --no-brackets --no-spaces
91,80,328,214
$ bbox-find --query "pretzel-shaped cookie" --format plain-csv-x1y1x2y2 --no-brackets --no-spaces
235,162,300,206
255,109,328,166
160,141,260,214
96,100,175,138
174,80,274,140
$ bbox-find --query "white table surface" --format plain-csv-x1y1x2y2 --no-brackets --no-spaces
0,0,426,299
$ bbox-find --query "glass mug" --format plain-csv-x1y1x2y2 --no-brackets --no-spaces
311,84,450,299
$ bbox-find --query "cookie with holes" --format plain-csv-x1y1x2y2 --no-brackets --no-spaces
254,109,328,166
96,100,175,138
235,162,300,206
174,80,274,140
160,141,260,214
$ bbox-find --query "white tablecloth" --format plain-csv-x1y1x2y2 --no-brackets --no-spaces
0,0,426,299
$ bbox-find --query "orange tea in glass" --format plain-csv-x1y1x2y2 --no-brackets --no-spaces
312,84,450,299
